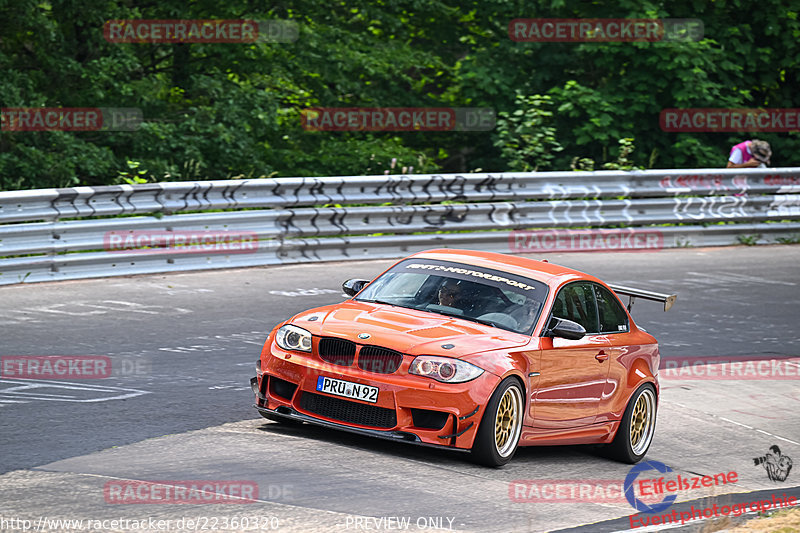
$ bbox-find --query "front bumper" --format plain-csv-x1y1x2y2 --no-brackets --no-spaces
251,343,499,450
251,393,469,453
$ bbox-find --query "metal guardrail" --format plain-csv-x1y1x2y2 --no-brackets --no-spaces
1,168,799,285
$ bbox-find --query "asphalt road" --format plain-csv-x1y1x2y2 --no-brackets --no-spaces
1,245,798,532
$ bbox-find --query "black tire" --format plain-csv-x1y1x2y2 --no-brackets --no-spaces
605,383,657,464
259,410,304,427
470,377,525,467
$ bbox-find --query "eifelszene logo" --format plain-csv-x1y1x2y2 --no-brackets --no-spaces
625,460,677,513
754,445,793,482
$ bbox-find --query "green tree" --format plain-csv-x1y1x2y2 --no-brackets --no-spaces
494,92,562,171
1,0,799,191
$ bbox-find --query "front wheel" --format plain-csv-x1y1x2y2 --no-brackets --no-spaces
470,378,525,467
606,383,657,463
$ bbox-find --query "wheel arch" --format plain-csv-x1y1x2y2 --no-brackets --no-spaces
468,373,527,467
623,356,660,406
608,378,658,443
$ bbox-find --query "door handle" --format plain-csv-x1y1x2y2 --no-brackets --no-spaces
595,351,609,362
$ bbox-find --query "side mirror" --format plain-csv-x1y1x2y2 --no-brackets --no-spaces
547,317,586,340
342,279,369,297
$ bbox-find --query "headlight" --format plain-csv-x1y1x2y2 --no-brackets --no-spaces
409,355,484,383
275,325,313,352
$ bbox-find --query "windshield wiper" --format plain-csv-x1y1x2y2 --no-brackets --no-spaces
469,317,499,328
360,299,419,310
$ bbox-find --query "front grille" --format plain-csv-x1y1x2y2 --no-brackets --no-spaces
358,346,404,374
299,391,397,429
318,337,356,366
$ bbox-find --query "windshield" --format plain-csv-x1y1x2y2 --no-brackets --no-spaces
355,258,548,334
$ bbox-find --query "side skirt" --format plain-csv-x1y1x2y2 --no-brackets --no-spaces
519,421,621,446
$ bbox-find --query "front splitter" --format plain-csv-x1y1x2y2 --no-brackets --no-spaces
253,404,471,453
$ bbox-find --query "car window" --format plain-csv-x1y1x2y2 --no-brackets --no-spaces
594,284,629,333
500,288,526,305
552,282,599,334
371,272,428,298
354,258,548,334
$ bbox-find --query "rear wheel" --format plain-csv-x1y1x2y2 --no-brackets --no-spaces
606,383,657,463
470,378,524,467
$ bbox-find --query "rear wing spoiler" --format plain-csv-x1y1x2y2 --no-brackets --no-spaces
608,284,677,312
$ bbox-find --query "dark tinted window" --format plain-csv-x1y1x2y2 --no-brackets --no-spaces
355,258,548,334
594,285,629,333
551,282,599,334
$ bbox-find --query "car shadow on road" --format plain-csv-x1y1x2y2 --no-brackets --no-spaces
255,420,612,470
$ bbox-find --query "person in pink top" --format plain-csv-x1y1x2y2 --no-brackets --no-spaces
727,139,772,168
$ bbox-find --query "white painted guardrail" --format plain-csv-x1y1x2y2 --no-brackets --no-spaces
1,168,799,285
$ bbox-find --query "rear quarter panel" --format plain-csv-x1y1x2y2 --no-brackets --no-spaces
596,327,660,425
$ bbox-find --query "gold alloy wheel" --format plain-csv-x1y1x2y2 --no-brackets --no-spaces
629,388,656,456
494,385,523,457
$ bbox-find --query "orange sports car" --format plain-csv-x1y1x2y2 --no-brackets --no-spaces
251,249,675,466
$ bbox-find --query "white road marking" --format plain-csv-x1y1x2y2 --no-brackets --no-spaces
268,288,340,297
774,434,800,445
687,407,800,446
622,272,796,289
27,304,107,316
686,271,796,286
1,390,78,398
0,301,193,324
0,379,149,403
95,300,193,314
719,417,753,430
208,385,250,391
109,281,215,295
155,331,267,353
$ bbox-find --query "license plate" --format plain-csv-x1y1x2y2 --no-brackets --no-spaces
316,376,379,403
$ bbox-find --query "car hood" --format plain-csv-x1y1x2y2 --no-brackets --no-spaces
290,301,531,358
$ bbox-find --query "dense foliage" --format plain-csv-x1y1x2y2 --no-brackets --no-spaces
1,0,798,190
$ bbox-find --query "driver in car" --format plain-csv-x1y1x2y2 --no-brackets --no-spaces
437,279,464,308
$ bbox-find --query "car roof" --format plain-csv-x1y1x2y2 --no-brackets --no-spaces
407,248,595,287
